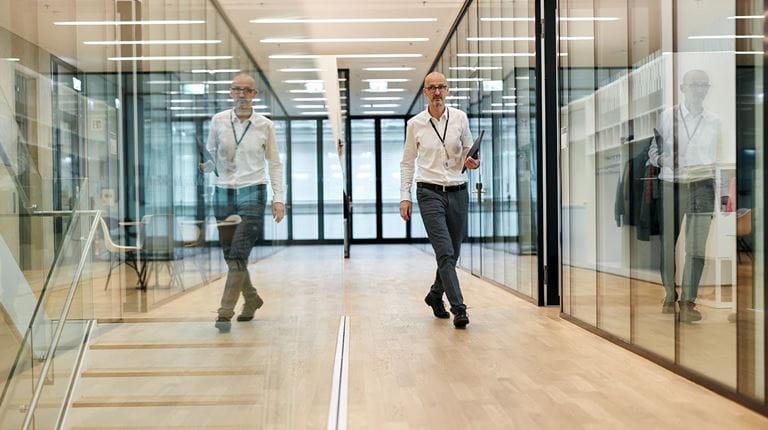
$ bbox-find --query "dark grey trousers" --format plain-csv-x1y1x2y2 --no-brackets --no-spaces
657,179,715,304
417,185,468,313
214,185,266,319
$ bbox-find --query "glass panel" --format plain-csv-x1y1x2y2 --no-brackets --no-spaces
291,120,319,240
381,119,406,238
351,119,376,239
323,120,343,239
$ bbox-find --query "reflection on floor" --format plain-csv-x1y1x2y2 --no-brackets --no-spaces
62,245,766,429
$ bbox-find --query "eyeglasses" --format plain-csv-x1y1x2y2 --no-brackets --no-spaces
684,83,711,90
230,87,256,93
424,84,448,92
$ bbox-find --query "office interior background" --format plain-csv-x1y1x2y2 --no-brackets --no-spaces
0,0,767,428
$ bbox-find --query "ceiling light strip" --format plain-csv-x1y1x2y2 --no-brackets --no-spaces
84,39,221,45
108,55,233,61
261,37,428,43
55,20,205,26
251,18,438,24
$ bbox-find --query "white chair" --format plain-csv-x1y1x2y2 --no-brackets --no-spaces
100,217,143,290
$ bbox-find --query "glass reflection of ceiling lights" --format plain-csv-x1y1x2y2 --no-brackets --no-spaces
688,35,761,40
269,54,422,59
450,66,501,71
457,53,534,57
447,78,485,82
363,111,396,115
446,96,469,100
251,18,437,24
192,69,241,74
467,37,535,41
261,38,428,43
108,55,233,61
293,97,327,101
83,39,221,45
55,20,205,26
364,67,415,71
280,68,321,72
361,97,402,101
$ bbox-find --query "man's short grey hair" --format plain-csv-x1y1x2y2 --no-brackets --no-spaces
231,74,257,88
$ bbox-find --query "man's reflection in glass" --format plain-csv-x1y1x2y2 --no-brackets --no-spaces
649,69,721,323
200,74,285,333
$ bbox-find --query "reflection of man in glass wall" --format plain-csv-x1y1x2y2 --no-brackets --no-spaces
649,69,721,322
200,74,285,333
400,71,480,329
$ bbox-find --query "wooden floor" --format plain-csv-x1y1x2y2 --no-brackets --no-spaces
60,245,768,429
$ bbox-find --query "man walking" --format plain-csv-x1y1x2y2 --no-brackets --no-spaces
400,71,480,329
201,74,285,332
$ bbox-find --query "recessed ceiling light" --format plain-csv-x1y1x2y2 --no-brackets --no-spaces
280,68,321,72
446,96,469,100
447,78,485,82
296,104,327,109
361,104,399,108
290,89,325,93
261,37,428,43
362,88,405,92
84,39,221,45
449,66,501,71
363,67,415,71
516,76,530,80
363,78,410,82
362,97,402,101
169,98,262,103
363,110,396,115
251,18,438,24
269,54,422,59
482,109,516,114
467,37,534,41
480,17,535,22
203,80,234,84
108,55,233,61
491,102,517,107
293,97,327,101
559,16,620,22
502,96,518,100
300,111,329,115
689,35,762,40
168,106,208,111
55,20,205,26
457,53,534,57
191,69,241,74
2,58,20,62
448,88,473,92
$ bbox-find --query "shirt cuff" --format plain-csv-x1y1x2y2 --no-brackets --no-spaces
271,194,285,204
400,190,412,202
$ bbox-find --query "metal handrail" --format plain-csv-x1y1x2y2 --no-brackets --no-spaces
20,209,101,430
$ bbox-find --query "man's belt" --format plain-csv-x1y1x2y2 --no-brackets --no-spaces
417,182,467,192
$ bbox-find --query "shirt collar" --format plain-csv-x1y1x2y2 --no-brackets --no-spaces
679,103,703,119
423,106,449,123
230,108,257,125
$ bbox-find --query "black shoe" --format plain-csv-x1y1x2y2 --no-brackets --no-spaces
424,293,450,319
237,295,264,322
679,303,702,323
215,317,231,333
453,311,469,329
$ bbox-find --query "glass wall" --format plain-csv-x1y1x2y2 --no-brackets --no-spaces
560,0,765,404
407,0,540,301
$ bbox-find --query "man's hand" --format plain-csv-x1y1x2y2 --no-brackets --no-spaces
465,156,480,170
199,160,215,173
400,200,412,221
272,202,285,223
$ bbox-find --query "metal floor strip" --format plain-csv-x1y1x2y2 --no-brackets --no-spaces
327,315,350,430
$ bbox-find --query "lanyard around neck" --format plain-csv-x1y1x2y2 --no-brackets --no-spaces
429,108,449,144
230,111,252,147
678,107,703,143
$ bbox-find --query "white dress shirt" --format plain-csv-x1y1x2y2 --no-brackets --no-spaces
648,104,721,183
207,109,284,203
400,106,474,202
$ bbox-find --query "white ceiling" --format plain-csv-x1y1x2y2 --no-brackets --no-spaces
216,0,467,116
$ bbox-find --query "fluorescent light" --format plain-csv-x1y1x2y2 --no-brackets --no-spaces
363,78,410,82
728,16,765,20
55,20,205,26
480,17,535,22
449,66,501,71
203,80,234,84
447,78,485,82
293,97,327,101
559,17,620,22
2,58,20,62
560,36,595,41
446,96,469,100
502,95,518,100
449,88,473,92
300,111,329,115
363,110,396,114
482,109,516,114
284,79,323,84
290,89,325,93
191,68,241,74
261,37,428,43
251,18,438,24
84,39,220,45
491,102,517,107
361,104,399,108
168,106,208,111
457,53,534,57
364,67,415,71
516,76,530,80
362,88,405,92
269,54,422,59
170,99,261,103
467,37,534,41
689,35,762,40
108,55,233,61
296,104,327,108
174,113,218,118
216,90,231,94
362,97,402,101
280,68,321,72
